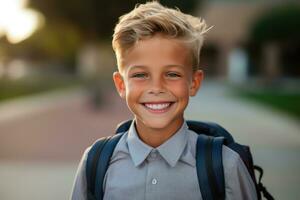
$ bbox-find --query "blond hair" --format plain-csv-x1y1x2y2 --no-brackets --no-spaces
112,1,211,71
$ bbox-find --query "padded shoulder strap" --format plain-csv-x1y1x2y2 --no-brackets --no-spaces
188,120,233,144
196,135,225,200
86,134,123,200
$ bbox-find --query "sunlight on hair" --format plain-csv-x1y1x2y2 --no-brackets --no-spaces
0,0,44,44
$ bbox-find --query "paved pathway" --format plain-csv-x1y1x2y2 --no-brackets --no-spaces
0,87,131,200
0,81,299,200
186,81,300,200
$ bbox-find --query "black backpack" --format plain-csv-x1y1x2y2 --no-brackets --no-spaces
85,120,274,200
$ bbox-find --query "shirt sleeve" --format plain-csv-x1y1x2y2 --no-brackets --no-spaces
70,147,90,200
223,146,258,200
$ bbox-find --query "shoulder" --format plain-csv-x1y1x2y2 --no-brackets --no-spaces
80,132,128,168
187,128,246,167
222,145,243,170
187,129,252,178
109,132,130,163
80,146,92,168
70,146,91,200
222,145,253,181
186,129,198,156
222,146,257,199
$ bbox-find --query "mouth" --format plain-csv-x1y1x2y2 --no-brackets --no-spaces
141,102,175,113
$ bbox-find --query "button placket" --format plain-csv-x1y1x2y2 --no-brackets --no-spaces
150,151,157,158
149,151,158,186
151,178,157,185
145,150,160,200
147,149,158,161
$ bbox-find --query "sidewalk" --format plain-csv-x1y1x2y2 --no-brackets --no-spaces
186,80,300,200
0,87,131,200
0,81,299,200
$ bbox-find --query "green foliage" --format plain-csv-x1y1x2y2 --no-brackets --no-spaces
1,22,82,72
160,0,198,13
0,76,80,102
248,4,300,78
11,0,200,69
10,23,81,60
237,89,300,120
250,4,300,43
29,0,200,40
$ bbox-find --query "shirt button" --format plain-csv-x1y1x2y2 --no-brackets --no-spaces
151,178,157,185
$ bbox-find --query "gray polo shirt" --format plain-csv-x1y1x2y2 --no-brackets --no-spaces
71,121,257,200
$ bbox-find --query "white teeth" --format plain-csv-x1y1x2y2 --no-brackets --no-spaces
144,103,171,110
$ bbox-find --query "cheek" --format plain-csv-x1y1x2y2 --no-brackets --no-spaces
125,81,143,99
168,81,190,98
126,81,138,93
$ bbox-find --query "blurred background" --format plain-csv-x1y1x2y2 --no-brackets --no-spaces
0,0,299,199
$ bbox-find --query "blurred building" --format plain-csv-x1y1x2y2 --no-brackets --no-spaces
198,0,300,82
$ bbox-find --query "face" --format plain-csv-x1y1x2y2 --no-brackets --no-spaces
113,35,203,136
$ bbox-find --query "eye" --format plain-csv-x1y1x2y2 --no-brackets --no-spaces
130,72,148,79
166,72,181,78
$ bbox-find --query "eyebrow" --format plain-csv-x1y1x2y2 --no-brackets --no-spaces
127,64,185,71
127,65,147,71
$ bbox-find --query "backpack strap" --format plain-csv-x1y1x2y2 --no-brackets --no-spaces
87,120,257,200
254,165,275,200
86,134,123,200
188,120,234,143
196,135,225,200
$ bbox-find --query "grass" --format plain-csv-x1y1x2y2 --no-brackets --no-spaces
0,75,81,102
236,89,300,120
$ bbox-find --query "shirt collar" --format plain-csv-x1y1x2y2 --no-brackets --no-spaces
156,122,190,167
127,122,153,167
127,120,193,168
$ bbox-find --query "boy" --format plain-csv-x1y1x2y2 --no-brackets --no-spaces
71,1,257,200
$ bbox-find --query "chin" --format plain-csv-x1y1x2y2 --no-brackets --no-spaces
145,121,171,130
142,117,183,131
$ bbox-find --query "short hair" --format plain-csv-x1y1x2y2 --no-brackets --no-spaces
112,1,211,71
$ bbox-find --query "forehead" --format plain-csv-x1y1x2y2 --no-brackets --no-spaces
117,35,192,72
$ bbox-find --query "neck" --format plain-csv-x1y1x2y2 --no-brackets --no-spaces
134,118,184,148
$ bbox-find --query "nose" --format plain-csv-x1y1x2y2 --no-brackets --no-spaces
148,76,166,95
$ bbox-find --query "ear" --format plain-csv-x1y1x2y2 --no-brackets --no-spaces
189,70,204,96
113,71,126,99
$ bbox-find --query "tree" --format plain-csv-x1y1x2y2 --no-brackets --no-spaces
29,0,200,40
20,0,201,74
250,4,300,43
249,4,300,77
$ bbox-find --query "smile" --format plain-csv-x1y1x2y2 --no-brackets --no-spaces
142,102,174,113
